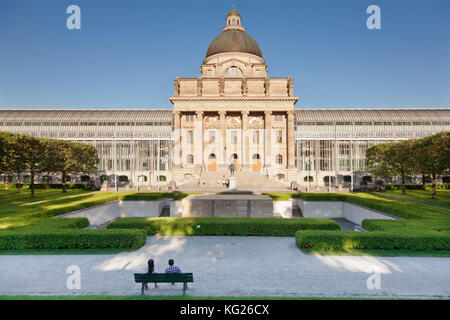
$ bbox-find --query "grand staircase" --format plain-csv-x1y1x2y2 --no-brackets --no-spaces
176,167,290,192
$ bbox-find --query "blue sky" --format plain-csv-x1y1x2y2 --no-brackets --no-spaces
0,0,449,109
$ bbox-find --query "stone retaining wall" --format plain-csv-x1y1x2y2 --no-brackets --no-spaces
297,199,400,225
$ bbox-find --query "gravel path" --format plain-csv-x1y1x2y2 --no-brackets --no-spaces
0,236,449,298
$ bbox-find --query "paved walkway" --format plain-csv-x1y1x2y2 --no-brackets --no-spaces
0,236,449,298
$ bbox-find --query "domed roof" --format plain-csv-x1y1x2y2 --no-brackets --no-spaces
205,29,263,59
227,8,241,18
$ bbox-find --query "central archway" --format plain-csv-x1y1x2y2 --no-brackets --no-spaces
208,153,217,171
252,153,261,171
231,153,239,171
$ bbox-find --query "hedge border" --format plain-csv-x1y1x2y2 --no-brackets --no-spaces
108,217,340,236
0,229,146,250
295,230,450,251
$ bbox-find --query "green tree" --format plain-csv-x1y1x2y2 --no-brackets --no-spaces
410,138,430,191
9,134,32,193
71,142,99,175
47,140,74,193
21,135,44,197
0,132,15,190
367,140,415,195
40,139,59,190
366,143,394,179
416,132,450,199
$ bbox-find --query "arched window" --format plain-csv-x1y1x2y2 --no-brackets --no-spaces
275,154,283,164
323,176,336,186
187,154,194,164
119,175,128,183
209,153,216,159
252,153,260,159
158,175,167,182
362,175,373,185
225,66,243,77
231,153,238,159
138,175,147,182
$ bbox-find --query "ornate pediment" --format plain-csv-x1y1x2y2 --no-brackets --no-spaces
217,58,250,68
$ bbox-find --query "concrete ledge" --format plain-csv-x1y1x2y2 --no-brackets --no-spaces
298,199,401,226
273,200,293,218
56,199,170,227
180,194,274,218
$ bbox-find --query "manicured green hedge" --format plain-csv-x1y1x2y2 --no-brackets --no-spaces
0,191,193,251
295,230,450,251
0,229,146,250
108,217,340,236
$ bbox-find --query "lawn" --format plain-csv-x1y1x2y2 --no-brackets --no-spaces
0,188,189,252
1,188,449,256
284,190,450,255
0,188,189,230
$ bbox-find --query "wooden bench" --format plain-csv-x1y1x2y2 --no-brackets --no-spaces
134,273,194,295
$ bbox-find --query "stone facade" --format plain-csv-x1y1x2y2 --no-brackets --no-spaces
170,9,299,183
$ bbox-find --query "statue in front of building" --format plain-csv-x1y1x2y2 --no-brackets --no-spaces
229,163,235,176
174,77,180,97
197,78,202,96
287,76,294,96
264,77,270,96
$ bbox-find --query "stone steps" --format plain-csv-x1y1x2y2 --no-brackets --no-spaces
176,167,291,192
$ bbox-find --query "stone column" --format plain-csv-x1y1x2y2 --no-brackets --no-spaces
195,111,204,168
219,111,227,167
287,110,296,169
174,111,182,168
242,111,249,168
264,110,272,168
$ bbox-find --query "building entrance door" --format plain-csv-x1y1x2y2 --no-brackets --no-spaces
252,153,261,171
208,154,217,171
232,153,239,171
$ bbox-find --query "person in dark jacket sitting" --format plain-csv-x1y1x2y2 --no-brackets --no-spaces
144,259,158,290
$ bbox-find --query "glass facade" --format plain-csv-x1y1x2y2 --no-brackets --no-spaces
1,108,449,186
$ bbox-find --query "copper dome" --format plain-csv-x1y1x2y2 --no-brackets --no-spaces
205,29,263,59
